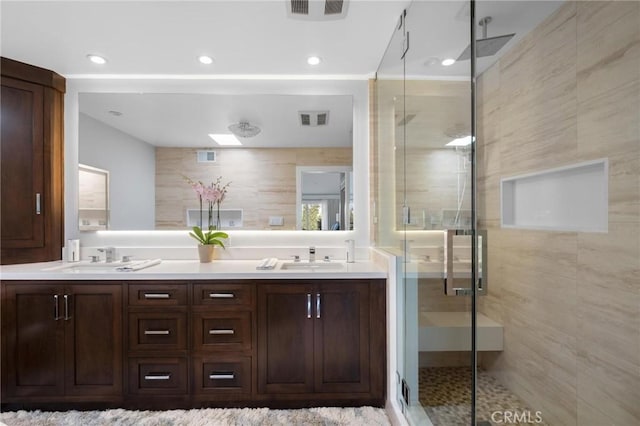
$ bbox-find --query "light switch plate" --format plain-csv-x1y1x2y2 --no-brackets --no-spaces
269,216,284,226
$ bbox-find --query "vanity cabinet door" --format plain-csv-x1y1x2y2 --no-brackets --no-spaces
64,284,123,397
2,282,123,401
314,281,370,393
2,283,65,398
257,283,314,394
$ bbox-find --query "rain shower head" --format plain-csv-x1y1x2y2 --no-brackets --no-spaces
456,16,515,61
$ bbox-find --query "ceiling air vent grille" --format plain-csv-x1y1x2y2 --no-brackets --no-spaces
324,0,343,15
299,111,329,127
291,0,308,15
316,112,328,125
287,0,349,20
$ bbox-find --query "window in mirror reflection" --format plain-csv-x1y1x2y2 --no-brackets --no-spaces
297,167,353,231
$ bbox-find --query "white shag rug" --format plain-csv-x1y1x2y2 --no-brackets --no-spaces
0,407,390,426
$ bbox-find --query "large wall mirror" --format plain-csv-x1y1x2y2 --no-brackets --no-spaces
78,93,353,231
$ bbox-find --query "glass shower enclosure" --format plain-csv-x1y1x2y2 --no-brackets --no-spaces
374,1,478,424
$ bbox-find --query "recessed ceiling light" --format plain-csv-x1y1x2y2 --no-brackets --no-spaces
87,54,107,65
441,58,456,66
208,134,242,146
307,56,322,66
198,55,213,65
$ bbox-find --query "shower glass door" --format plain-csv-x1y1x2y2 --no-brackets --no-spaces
376,1,476,424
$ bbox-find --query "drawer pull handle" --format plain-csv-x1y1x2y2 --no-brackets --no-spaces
144,374,171,380
144,330,170,335
144,293,170,299
209,293,235,299
209,373,235,380
209,329,234,335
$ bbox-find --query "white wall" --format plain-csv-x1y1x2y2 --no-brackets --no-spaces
79,113,155,230
64,78,370,254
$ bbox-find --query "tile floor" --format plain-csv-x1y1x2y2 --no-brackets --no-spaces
419,367,547,426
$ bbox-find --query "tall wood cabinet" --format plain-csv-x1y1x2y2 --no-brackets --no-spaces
1,57,65,265
1,282,123,401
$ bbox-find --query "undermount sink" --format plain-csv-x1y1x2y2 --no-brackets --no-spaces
43,259,160,273
280,261,344,270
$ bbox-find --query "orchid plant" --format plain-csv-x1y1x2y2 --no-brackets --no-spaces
184,175,231,246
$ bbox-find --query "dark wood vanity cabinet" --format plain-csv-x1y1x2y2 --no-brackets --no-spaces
126,283,189,399
0,58,65,265
2,278,385,409
192,283,255,400
1,282,123,401
257,280,386,405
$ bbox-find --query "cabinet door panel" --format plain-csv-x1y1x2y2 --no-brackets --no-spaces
2,284,64,397
315,282,370,393
0,77,44,248
257,284,314,394
65,284,122,396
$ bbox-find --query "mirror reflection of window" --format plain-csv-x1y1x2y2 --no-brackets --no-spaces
301,202,322,230
297,166,352,231
78,164,109,231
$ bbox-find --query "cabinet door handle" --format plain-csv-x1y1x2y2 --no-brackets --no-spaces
316,293,321,319
307,293,312,319
209,329,234,335
144,330,170,335
63,294,70,320
53,295,60,320
209,293,234,299
36,193,41,215
144,293,170,299
209,373,235,380
144,374,171,381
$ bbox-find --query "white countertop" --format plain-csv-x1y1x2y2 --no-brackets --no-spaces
0,259,387,281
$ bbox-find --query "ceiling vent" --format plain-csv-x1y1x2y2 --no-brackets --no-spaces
287,0,349,21
299,111,329,127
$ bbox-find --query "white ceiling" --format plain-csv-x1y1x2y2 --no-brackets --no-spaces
0,0,409,76
1,0,563,148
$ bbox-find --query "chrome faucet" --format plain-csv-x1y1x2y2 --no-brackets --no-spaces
309,246,316,263
98,247,117,263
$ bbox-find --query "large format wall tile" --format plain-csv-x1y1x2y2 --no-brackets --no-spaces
476,2,639,424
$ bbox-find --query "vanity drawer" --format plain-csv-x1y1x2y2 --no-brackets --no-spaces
193,312,251,352
128,357,188,395
193,356,251,395
193,283,253,308
129,312,187,351
129,283,188,306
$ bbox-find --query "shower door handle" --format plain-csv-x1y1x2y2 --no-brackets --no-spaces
444,229,487,296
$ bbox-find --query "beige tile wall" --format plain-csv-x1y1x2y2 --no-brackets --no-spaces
478,2,640,425
155,147,352,230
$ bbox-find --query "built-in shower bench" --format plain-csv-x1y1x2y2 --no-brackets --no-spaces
419,311,503,352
